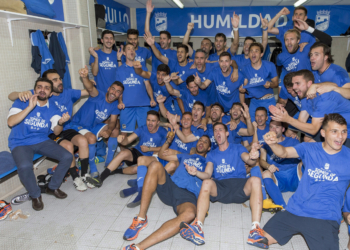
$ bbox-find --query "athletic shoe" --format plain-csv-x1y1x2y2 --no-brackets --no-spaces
179,219,205,245
82,174,96,189
123,216,148,241
86,176,103,188
0,201,13,220
73,177,87,192
11,192,31,205
247,225,269,249
263,198,283,214
122,244,140,250
127,179,137,187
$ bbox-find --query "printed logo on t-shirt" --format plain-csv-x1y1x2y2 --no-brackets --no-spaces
217,158,235,175
154,90,162,97
143,138,157,147
308,163,339,182
294,96,302,109
179,70,185,77
123,73,141,86
95,109,108,121
24,112,49,130
175,138,188,151
286,57,300,71
171,103,175,112
249,74,264,85
216,81,231,95
54,101,67,113
270,153,284,163
135,54,145,63
184,158,203,171
189,99,196,109
99,57,117,69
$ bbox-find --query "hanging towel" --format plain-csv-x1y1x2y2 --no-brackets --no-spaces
57,32,72,89
31,30,54,76
49,31,66,80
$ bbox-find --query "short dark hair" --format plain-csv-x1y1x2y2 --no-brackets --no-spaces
293,69,315,84
147,110,160,120
186,75,195,85
284,72,295,88
110,81,124,92
200,135,212,148
213,122,228,132
182,111,192,117
195,48,206,55
231,102,243,109
322,113,347,128
157,64,170,75
310,42,334,64
101,30,114,39
123,42,134,51
34,77,53,91
256,107,267,115
42,69,58,78
294,6,307,16
219,51,231,60
211,102,224,113
127,29,139,37
160,31,171,40
177,44,188,54
215,33,227,42
249,42,264,53
202,38,212,43
193,101,205,111
244,37,256,43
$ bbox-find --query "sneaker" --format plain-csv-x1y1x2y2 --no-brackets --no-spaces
263,199,283,214
73,177,87,192
82,174,96,189
123,216,148,241
0,201,13,220
247,225,269,249
11,192,31,205
122,244,140,250
86,176,103,188
179,219,205,245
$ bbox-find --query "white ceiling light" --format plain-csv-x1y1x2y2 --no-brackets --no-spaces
294,0,308,7
172,0,184,9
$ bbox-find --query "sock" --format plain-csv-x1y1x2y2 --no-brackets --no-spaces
100,168,111,182
127,179,137,187
138,217,145,221
197,220,203,229
105,137,118,167
264,178,286,207
80,158,89,176
112,168,123,174
136,165,147,188
131,187,143,203
251,221,260,230
69,166,79,180
250,166,267,200
88,144,97,173
121,186,138,197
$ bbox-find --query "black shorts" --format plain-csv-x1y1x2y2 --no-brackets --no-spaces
264,210,339,250
210,178,249,204
48,129,80,144
156,171,197,214
124,148,143,166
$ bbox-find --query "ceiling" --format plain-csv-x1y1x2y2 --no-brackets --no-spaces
114,0,350,8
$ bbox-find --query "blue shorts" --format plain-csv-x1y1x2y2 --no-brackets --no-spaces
120,107,150,133
69,123,107,141
156,170,197,214
274,167,301,193
249,96,276,122
210,178,249,204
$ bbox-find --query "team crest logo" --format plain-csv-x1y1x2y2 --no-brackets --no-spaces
150,138,153,142
155,12,167,32
222,159,225,163
37,112,40,117
316,10,330,31
324,163,330,170
122,124,126,129
104,109,107,112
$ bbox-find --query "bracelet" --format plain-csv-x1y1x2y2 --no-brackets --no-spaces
57,121,63,126
233,27,238,31
117,60,122,62
148,146,150,151
263,27,268,31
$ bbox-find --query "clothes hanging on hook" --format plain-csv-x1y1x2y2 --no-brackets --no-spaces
30,30,54,76
48,31,66,80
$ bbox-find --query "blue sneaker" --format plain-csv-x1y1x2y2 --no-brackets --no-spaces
127,179,137,187
122,244,139,250
123,216,148,241
179,219,205,245
247,225,269,249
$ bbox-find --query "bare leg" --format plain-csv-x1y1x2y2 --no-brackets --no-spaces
165,161,179,175
107,149,133,171
243,176,263,223
122,156,157,175
70,134,89,159
196,179,218,223
263,231,278,246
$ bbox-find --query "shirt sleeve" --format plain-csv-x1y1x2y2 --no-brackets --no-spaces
207,70,215,82
111,105,120,116
268,62,278,79
206,152,214,164
312,94,337,118
134,127,143,137
50,115,61,131
121,55,126,64
293,142,306,160
168,59,177,72
89,54,96,65
333,71,350,87
70,89,82,103
8,99,25,119
146,48,152,59
279,84,289,100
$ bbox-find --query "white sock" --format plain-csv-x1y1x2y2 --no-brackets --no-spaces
132,244,140,250
197,220,203,229
251,221,260,230
138,217,145,221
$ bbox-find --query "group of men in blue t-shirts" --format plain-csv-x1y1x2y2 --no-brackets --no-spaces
6,0,350,249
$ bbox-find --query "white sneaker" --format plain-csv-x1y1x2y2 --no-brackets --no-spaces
73,177,87,192
82,174,95,189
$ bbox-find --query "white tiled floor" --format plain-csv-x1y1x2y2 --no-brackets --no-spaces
1,162,348,250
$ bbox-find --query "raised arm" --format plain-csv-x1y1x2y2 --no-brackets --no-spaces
263,131,299,159
133,61,152,79
144,31,169,64
183,23,194,57
117,133,138,146
145,0,154,34
194,73,212,89
8,90,32,102
230,12,240,55
267,7,290,35
158,132,179,162
260,13,269,53
186,161,213,180
144,80,156,107
164,75,180,97
294,19,332,47
78,66,99,97
237,103,254,136
89,47,99,76
8,95,38,127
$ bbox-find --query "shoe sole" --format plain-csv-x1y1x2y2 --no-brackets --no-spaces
11,199,31,205
247,241,269,249
123,222,148,241
73,183,87,192
179,222,205,246
126,200,141,208
0,209,13,220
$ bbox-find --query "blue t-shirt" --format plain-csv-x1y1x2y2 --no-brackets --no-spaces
149,72,178,108
222,115,231,124
151,43,177,73
313,63,350,87
228,121,249,144
276,43,312,72
67,91,120,130
275,25,316,53
134,125,167,157
89,50,118,92
205,124,217,150
115,64,150,107
279,84,302,110
191,125,206,138
180,88,208,113
208,50,234,62
246,123,270,145
301,91,350,138
169,133,196,154
206,143,248,180
168,58,194,88
263,136,300,171
8,99,61,150
232,54,250,71
288,142,350,224
208,67,244,113
121,46,151,69
171,153,207,197
241,60,278,99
